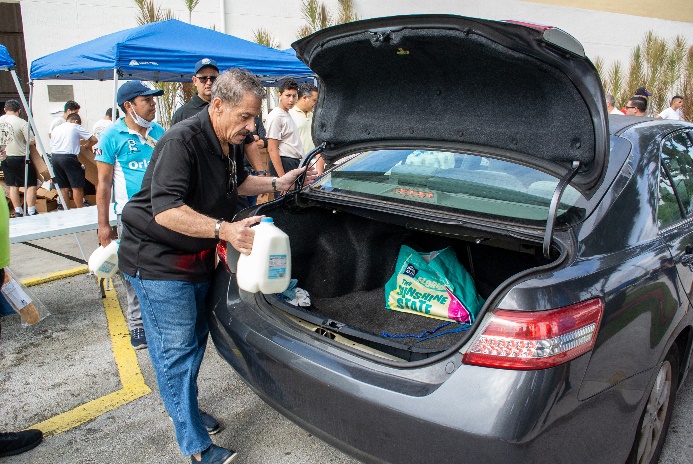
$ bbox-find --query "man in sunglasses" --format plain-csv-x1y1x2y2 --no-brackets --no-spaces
171,58,220,125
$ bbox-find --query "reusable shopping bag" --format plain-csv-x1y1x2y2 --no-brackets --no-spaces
385,245,484,323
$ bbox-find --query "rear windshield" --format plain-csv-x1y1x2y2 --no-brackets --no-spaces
313,149,582,223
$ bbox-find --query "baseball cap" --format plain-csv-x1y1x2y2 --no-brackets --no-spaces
194,58,219,74
116,81,164,105
635,86,652,97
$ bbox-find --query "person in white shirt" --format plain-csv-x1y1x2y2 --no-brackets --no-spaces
0,100,37,216
656,96,684,121
49,113,97,208
266,78,304,188
606,94,624,115
48,100,80,137
91,107,118,140
290,83,324,173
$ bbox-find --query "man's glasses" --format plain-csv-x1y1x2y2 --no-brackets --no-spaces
625,106,637,110
195,75,217,84
226,153,237,195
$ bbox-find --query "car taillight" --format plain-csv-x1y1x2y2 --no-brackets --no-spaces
216,241,231,273
463,298,603,370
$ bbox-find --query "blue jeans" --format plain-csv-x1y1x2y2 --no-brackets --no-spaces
125,273,212,456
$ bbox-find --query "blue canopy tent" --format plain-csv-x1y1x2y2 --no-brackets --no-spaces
30,19,313,83
0,44,14,70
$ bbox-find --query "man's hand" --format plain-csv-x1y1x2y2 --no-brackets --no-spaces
221,216,264,255
277,165,319,193
98,224,115,247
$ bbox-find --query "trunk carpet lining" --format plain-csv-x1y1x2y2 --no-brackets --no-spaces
310,287,466,351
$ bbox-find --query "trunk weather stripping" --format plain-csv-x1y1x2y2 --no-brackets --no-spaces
297,142,328,190
543,161,580,258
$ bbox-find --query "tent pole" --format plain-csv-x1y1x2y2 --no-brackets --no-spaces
10,71,67,210
112,68,119,123
22,81,33,215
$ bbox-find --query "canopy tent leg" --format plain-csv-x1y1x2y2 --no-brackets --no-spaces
22,84,30,215
112,69,119,129
10,72,69,210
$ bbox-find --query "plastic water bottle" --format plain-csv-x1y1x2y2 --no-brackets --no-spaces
88,240,119,278
237,218,291,294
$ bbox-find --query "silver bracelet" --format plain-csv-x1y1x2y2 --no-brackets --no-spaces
214,219,223,240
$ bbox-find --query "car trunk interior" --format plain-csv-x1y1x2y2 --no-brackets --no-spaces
261,203,554,361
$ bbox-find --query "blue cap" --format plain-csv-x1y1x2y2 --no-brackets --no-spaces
194,58,219,75
261,217,274,223
117,81,164,105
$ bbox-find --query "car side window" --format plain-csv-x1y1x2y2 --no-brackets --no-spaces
659,131,693,228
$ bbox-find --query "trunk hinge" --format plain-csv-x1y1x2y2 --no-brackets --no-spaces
543,161,580,259
296,142,328,190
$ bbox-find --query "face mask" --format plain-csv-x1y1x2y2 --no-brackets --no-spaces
128,106,152,129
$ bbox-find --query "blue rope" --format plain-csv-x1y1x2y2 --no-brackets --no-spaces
382,321,470,342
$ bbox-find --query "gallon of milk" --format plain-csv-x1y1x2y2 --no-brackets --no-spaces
88,240,119,279
237,218,291,294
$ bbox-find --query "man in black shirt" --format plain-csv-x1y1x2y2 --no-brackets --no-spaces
120,69,315,464
171,58,219,125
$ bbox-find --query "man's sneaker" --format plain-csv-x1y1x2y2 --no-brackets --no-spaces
57,204,64,211
13,211,23,218
191,444,237,464
130,327,147,350
200,410,221,435
0,429,43,457
83,198,91,207
29,210,39,216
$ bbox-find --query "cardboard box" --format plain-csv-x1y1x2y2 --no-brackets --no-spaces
35,198,58,213
30,145,52,182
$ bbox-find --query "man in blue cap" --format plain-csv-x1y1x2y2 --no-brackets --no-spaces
94,80,164,350
172,58,220,125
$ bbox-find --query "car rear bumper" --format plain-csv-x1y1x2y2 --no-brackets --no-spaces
207,267,645,464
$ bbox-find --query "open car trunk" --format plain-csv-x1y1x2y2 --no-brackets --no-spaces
254,203,555,362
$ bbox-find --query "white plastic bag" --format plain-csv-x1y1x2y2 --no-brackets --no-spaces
2,267,50,326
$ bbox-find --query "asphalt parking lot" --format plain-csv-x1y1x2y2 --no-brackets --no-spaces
1,225,693,463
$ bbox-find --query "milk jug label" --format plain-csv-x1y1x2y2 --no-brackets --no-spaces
99,261,116,274
268,254,287,280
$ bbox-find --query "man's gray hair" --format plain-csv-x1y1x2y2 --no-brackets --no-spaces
605,94,616,107
211,69,266,106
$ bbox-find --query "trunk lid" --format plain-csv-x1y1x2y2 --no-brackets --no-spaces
293,14,609,198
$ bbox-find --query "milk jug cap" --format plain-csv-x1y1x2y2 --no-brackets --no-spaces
261,217,274,223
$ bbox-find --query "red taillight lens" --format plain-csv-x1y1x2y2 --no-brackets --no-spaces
463,298,603,370
216,241,231,273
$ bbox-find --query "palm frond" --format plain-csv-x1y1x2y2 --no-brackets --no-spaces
253,28,281,49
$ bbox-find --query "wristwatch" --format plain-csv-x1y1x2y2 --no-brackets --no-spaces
272,177,279,192
252,170,267,176
214,219,223,240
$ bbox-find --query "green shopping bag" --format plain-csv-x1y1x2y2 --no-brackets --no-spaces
385,245,484,323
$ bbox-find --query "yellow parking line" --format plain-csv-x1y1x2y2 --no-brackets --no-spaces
22,265,89,287
27,278,151,437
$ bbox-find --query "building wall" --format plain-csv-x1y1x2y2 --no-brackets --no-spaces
11,0,693,145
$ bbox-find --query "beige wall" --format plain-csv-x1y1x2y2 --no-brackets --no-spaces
526,0,693,23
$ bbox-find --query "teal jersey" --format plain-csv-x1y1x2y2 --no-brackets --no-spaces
94,118,165,214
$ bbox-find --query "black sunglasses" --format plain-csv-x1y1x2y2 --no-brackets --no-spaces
195,75,217,84
226,154,237,195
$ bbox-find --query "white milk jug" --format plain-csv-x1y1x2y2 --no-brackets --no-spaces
237,218,291,294
88,240,119,278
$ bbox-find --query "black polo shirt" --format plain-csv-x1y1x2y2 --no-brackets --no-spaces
119,109,248,282
171,94,209,125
